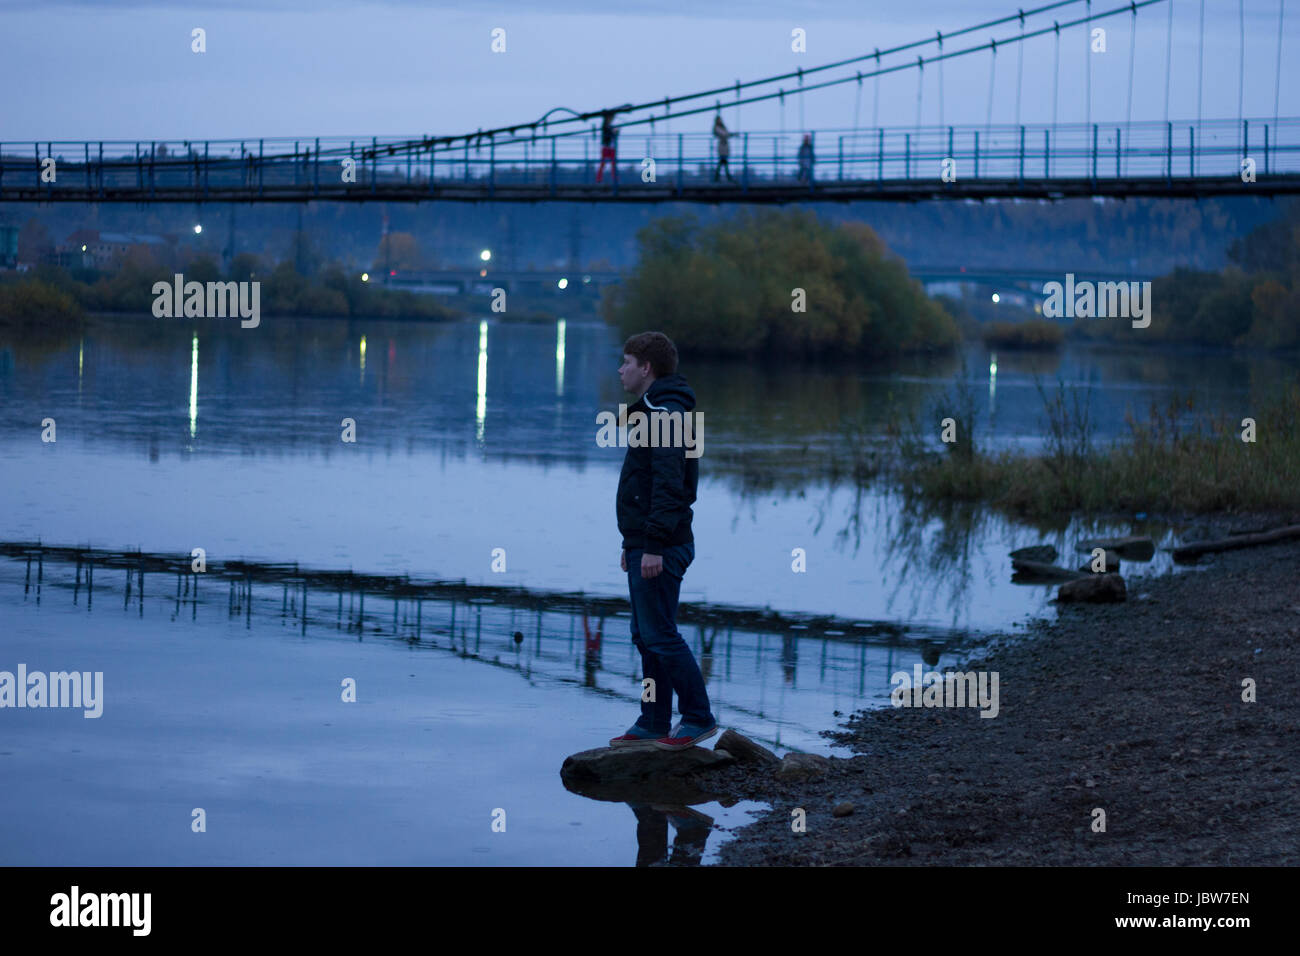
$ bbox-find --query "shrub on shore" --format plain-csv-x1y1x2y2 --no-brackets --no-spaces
4,256,457,322
602,208,959,358
0,277,86,330
871,376,1300,518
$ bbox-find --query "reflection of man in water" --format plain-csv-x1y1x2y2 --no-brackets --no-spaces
628,803,713,866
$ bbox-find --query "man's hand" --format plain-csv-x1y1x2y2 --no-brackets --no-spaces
620,549,627,572
641,553,663,579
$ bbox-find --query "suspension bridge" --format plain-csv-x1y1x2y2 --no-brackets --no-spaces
3,0,1296,204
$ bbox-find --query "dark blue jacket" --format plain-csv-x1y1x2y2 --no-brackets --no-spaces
615,374,699,554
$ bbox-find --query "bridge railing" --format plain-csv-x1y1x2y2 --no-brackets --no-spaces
1,119,1296,199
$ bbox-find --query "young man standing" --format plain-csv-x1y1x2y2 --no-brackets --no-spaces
608,332,718,751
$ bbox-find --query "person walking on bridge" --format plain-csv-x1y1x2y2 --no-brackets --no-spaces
608,332,718,751
797,133,815,183
596,110,619,184
712,114,735,183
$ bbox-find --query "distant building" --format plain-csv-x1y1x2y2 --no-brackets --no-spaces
56,230,174,269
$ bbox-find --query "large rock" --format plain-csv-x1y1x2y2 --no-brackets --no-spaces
560,745,735,789
716,729,779,766
776,752,830,781
1057,573,1127,603
1076,535,1155,561
1010,545,1057,563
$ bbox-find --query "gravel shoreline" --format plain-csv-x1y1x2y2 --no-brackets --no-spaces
700,516,1300,865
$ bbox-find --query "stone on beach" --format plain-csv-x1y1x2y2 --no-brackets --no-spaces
777,752,830,781
559,744,735,788
1057,573,1127,603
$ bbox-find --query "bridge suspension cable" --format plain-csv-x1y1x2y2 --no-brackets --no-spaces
359,0,1166,162
442,0,1170,158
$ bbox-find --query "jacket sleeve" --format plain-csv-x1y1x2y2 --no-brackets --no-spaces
643,426,689,555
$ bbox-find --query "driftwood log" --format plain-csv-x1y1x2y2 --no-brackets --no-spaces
1172,524,1300,562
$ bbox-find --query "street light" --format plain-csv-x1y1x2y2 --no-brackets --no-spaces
557,278,569,290
480,249,491,262
991,293,1000,303
194,224,202,235
361,273,370,282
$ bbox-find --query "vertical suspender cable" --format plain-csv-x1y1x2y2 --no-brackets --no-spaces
1238,0,1246,157
872,49,881,131
1053,22,1061,139
1015,10,1025,129
853,71,863,174
1126,2,1137,175
854,72,863,135
1163,0,1173,127
798,67,806,132
916,56,925,136
986,39,998,139
1196,0,1205,135
1086,0,1093,132
1276,1,1286,131
938,31,946,131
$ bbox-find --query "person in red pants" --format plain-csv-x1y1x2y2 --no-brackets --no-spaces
596,110,619,183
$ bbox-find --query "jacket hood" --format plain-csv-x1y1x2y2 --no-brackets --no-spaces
639,373,696,413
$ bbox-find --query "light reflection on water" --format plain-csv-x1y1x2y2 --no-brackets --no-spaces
0,314,1270,632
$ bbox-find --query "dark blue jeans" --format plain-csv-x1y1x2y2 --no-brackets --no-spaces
626,542,714,732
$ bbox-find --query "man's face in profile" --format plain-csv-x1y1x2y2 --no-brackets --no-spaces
618,353,653,396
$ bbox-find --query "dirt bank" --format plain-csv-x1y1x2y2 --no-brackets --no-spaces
699,515,1300,865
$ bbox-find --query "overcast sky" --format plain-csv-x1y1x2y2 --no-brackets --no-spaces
2,1,1294,141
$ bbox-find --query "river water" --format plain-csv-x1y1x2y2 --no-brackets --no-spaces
0,313,1283,864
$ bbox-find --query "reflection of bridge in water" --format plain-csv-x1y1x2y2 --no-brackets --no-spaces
1,541,970,751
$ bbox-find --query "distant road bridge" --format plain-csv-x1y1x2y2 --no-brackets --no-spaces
384,266,1154,297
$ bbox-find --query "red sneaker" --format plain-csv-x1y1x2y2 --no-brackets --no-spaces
652,721,719,751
